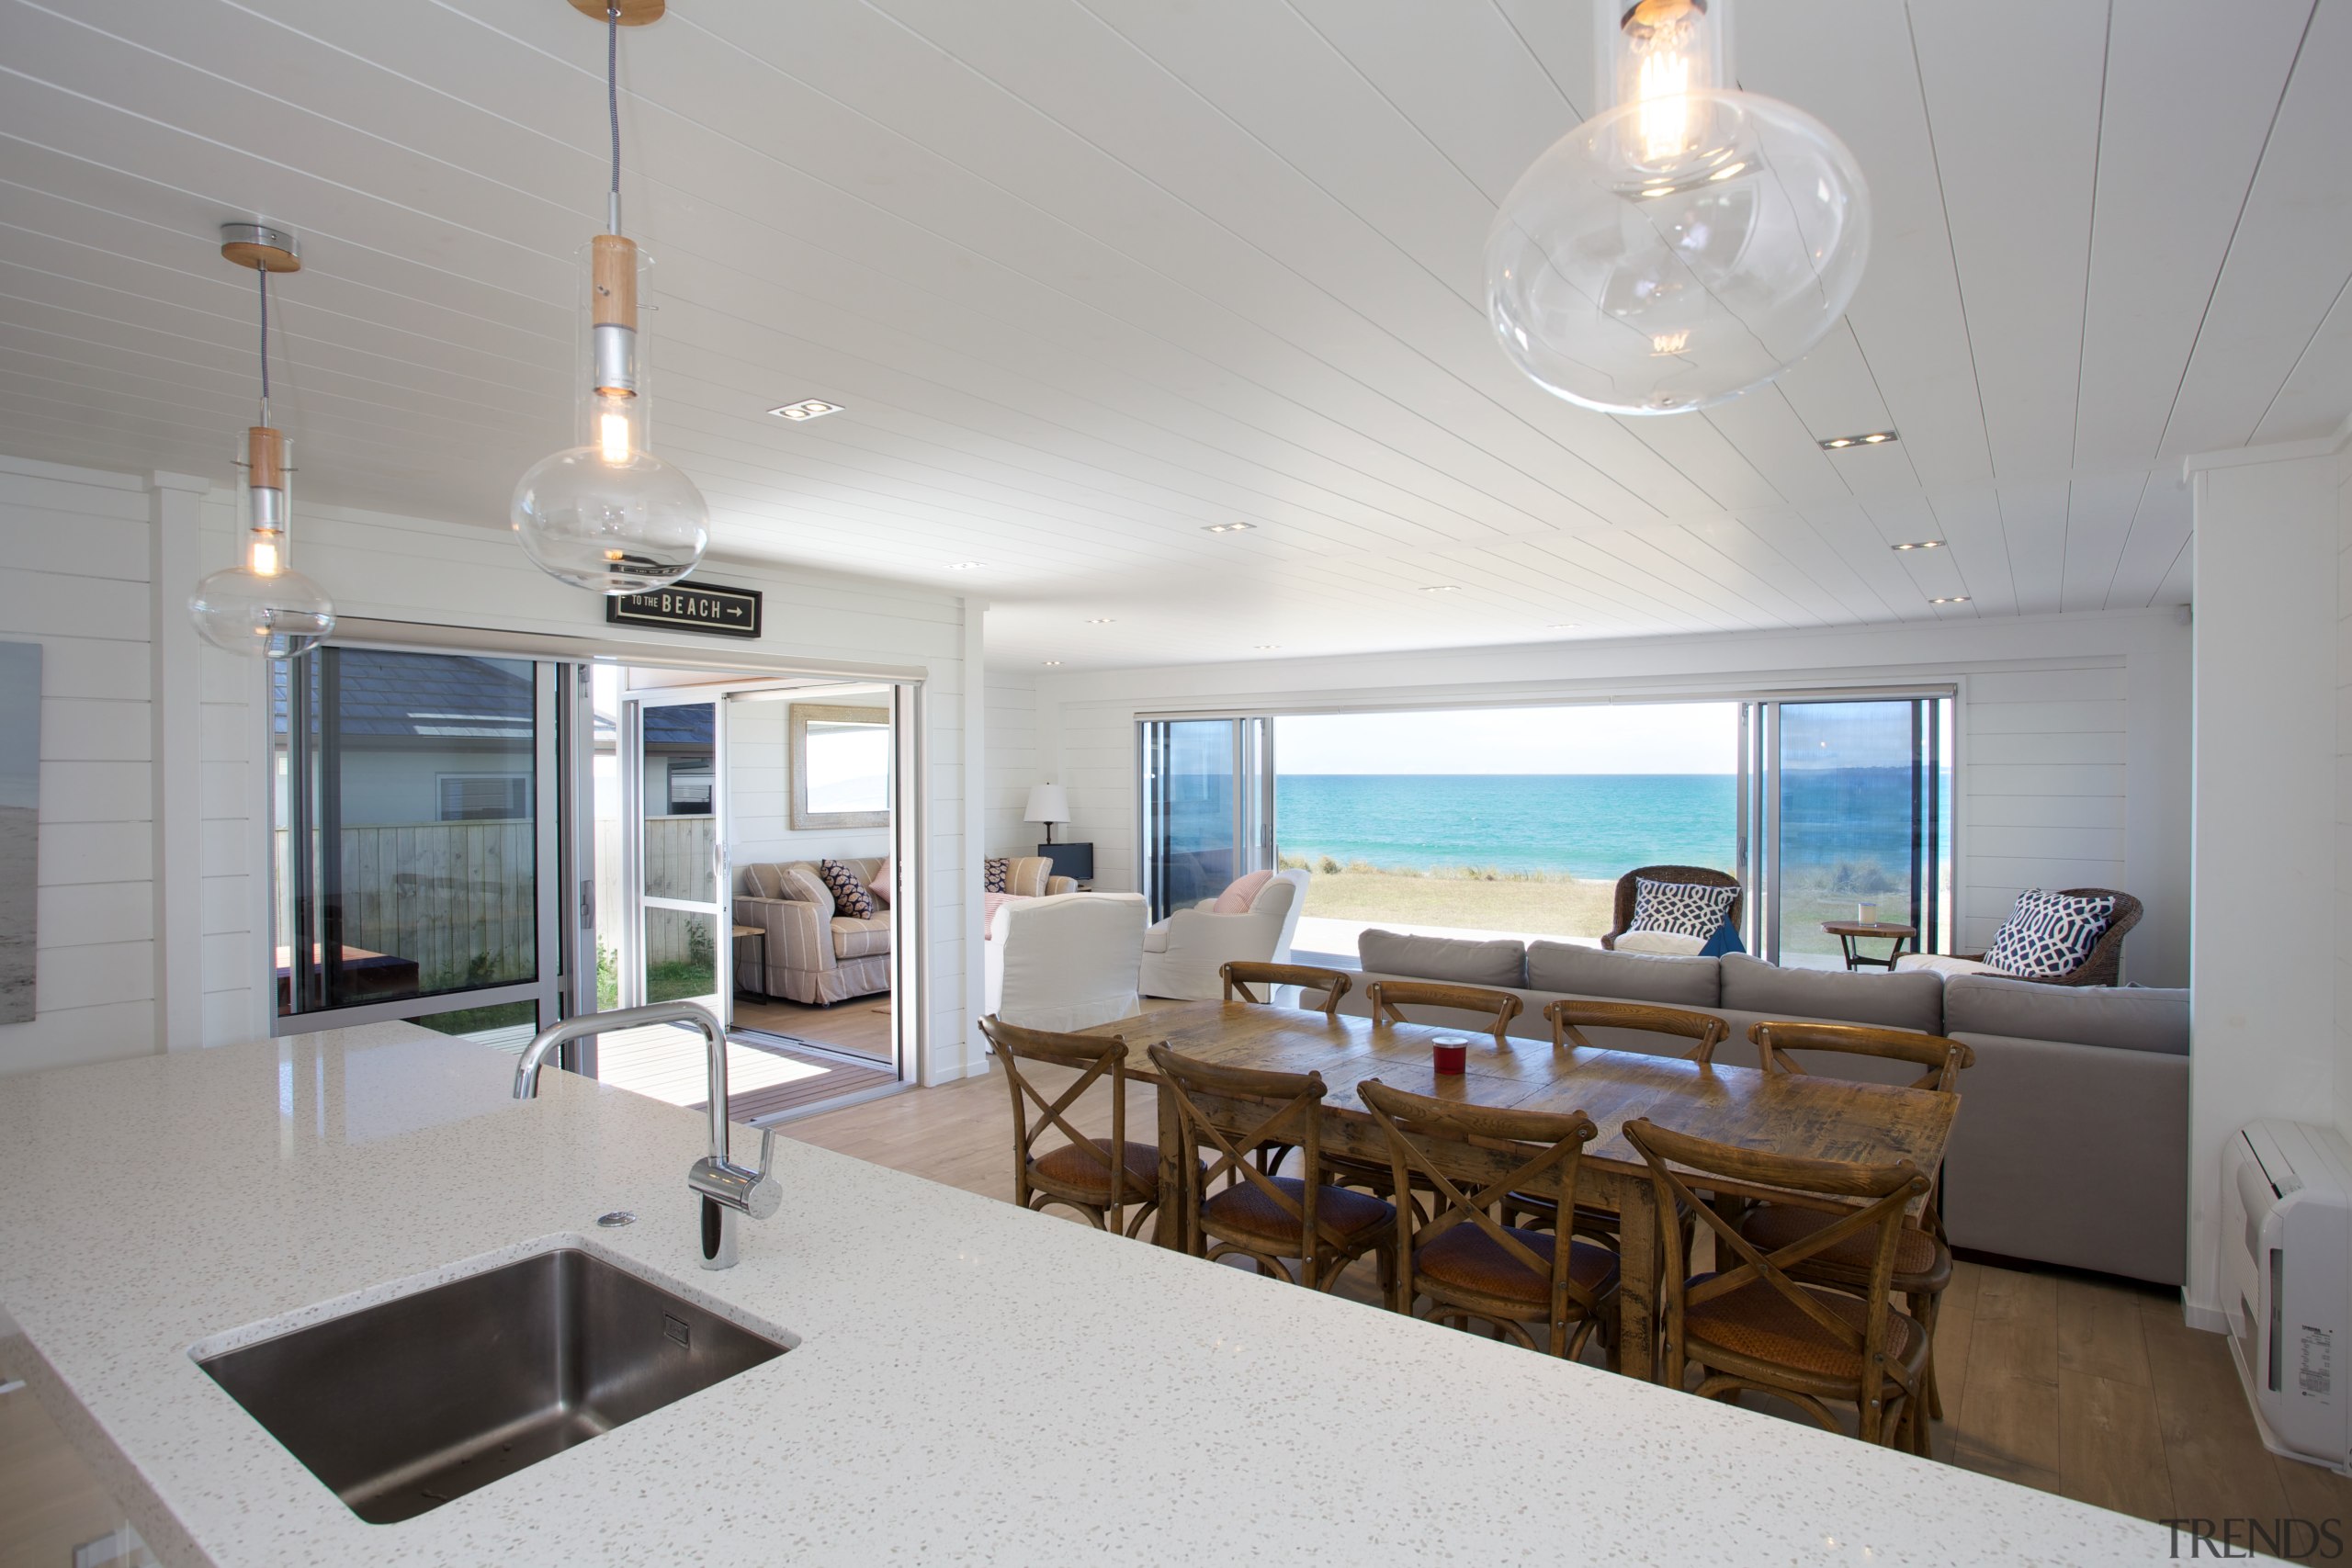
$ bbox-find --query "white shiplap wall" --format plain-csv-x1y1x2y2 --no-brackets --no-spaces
0,456,158,1074
986,672,1041,859
1035,610,2191,985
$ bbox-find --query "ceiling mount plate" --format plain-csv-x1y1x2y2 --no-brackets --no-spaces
567,0,664,23
219,221,301,273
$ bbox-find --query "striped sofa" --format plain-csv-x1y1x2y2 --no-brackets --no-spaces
733,854,1075,1005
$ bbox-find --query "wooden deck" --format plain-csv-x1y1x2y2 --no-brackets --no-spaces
464,1018,899,1123
733,994,893,1064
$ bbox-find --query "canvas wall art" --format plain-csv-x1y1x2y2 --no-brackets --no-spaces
0,641,37,1024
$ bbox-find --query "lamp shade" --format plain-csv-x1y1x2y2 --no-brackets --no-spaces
1023,784,1070,825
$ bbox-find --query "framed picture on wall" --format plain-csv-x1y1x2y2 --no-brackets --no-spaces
0,641,37,1025
789,702,890,831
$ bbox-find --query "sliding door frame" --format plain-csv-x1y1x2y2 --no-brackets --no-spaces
1136,716,1272,921
266,618,932,1087
1136,682,1962,959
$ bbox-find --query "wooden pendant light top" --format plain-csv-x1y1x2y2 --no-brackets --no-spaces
247,426,288,491
591,233,639,330
568,0,663,23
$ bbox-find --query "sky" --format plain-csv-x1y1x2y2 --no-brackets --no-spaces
1276,702,1739,775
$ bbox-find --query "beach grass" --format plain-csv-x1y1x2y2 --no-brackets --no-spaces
1292,863,1614,939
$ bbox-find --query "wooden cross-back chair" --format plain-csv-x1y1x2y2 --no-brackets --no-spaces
1359,1079,1619,1361
1219,961,1351,1021
980,1014,1168,1239
1148,1043,1396,1297
1751,1021,1973,1092
1503,1000,1732,1243
1743,1020,1971,1427
1545,998,1729,1064
1623,1117,1933,1451
1363,979,1522,1043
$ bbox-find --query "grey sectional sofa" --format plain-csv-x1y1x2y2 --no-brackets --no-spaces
1342,931,2189,1287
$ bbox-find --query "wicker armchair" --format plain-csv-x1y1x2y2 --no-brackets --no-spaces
1953,887,2143,987
1599,865,1743,951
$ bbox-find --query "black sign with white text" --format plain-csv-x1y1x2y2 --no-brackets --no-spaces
605,581,763,639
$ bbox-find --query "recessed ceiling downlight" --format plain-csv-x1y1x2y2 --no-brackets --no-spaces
1930,595,1971,605
769,400,844,422
1892,540,1944,552
1204,522,1257,535
1820,431,1899,450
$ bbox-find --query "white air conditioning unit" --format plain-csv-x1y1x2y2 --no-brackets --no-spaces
2222,1119,2352,1473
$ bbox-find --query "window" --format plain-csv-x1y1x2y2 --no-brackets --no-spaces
274,647,562,1030
437,773,529,822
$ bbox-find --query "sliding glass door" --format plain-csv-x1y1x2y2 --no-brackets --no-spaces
1747,695,1951,966
1139,717,1272,920
274,646,564,1033
619,694,730,1020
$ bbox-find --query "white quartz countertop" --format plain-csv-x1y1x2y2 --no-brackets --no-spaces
0,1025,2171,1566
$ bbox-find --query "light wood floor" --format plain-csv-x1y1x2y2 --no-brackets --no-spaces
787,1065,2352,1559
0,1383,143,1567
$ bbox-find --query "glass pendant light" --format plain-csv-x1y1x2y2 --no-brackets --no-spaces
1486,0,1871,415
188,223,335,660
512,0,709,593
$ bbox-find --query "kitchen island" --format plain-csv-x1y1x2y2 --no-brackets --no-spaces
0,1023,2166,1565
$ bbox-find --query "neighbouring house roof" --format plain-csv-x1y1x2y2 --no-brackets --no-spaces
272,650,707,752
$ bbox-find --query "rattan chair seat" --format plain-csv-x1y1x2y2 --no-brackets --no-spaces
1415,1224,1619,1310
1737,1203,1950,1292
1683,1274,1926,1382
1202,1176,1394,1249
1031,1138,1173,1201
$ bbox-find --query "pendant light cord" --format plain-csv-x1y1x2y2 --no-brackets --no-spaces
605,2,623,234
256,263,271,428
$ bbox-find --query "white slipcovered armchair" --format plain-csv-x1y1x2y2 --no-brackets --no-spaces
1138,869,1308,1001
984,892,1148,1032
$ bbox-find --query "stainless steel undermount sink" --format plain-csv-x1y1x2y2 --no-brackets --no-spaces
194,1247,789,1524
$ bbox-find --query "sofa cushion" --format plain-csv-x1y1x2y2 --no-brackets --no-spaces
778,863,835,917
831,914,891,960
869,854,893,907
1214,870,1273,914
1719,953,1943,1033
1357,929,1525,988
1942,975,2189,1055
1982,888,2119,978
1527,941,1720,1007
742,863,786,899
1613,930,1707,956
1630,877,1740,940
1894,953,1999,979
820,858,875,919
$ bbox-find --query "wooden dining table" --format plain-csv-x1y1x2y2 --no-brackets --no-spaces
1085,999,1960,1383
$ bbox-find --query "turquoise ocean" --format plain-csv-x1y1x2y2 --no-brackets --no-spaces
1275,774,1737,880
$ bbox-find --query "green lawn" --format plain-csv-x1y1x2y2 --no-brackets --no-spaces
1298,868,1615,939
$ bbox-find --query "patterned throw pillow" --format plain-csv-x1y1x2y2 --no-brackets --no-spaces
820,859,874,920
1983,889,2117,978
1628,878,1740,941
867,854,892,908
985,857,1010,894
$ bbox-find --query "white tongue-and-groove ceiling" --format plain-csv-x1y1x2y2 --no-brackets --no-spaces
0,0,2340,669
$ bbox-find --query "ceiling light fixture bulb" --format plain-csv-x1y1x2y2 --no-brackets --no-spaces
1204,522,1256,534
1820,430,1899,450
1930,595,1971,604
1892,540,1944,552
1486,0,1871,415
513,7,708,594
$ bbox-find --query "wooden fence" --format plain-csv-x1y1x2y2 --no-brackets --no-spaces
277,815,723,983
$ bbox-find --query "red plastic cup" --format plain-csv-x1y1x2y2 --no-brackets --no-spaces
1431,1035,1469,1076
